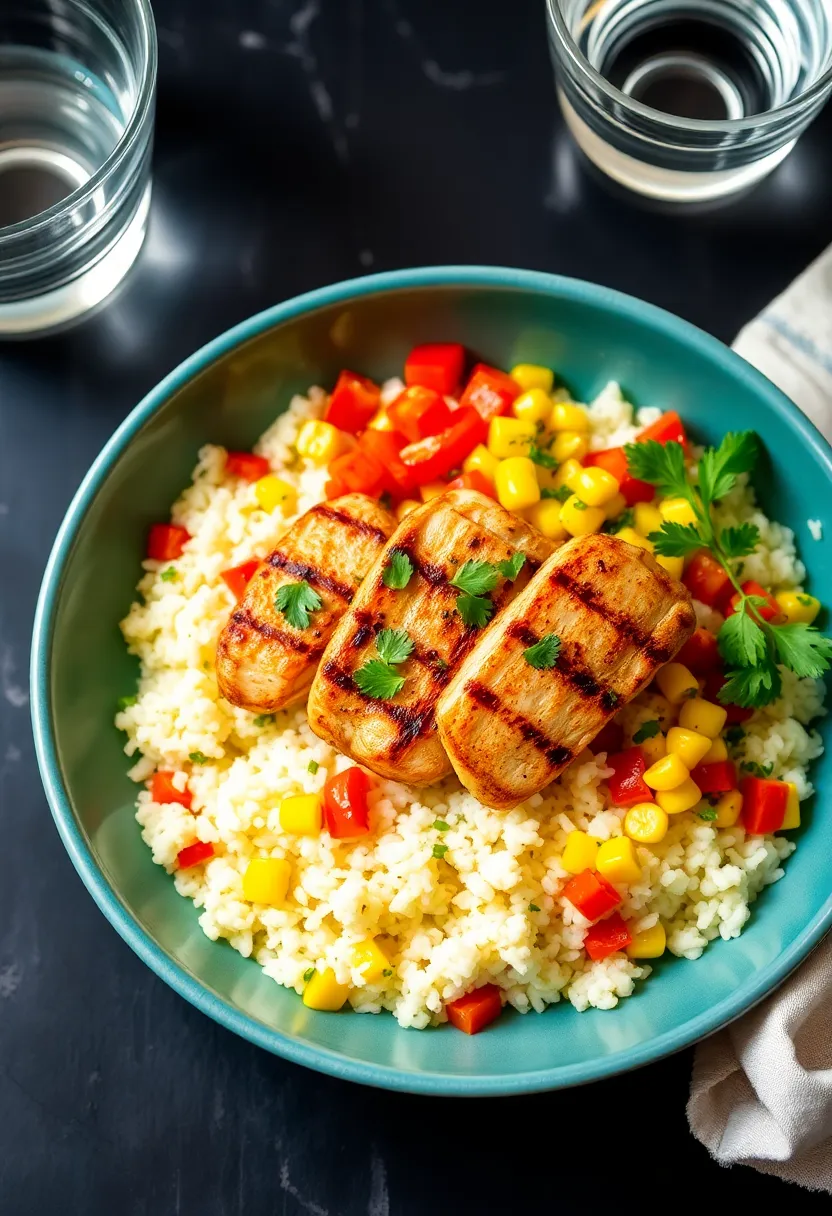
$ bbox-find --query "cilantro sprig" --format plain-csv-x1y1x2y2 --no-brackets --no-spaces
524,634,561,669
275,580,322,630
354,628,413,700
383,551,413,590
624,432,832,708
450,556,525,629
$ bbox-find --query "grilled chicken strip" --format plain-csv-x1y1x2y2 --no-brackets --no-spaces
216,494,396,713
306,489,555,785
435,533,696,809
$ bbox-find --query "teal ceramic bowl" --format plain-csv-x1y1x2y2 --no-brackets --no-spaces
32,267,832,1095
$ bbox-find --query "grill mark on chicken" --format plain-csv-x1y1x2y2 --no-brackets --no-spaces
309,503,390,545
229,608,322,657
268,550,355,603
466,680,572,767
319,659,437,755
549,568,675,665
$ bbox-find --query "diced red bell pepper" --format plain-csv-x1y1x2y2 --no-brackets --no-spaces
703,670,754,723
220,558,260,601
358,430,415,498
591,720,624,755
584,447,655,506
677,626,721,675
583,912,632,961
683,551,734,612
445,469,496,498
399,407,487,484
606,747,652,806
691,760,737,794
225,451,270,482
740,776,789,834
323,767,372,838
637,410,689,454
324,370,381,433
725,580,782,624
147,523,190,562
562,869,621,922
458,363,520,422
387,385,454,444
446,983,503,1035
326,446,386,499
176,841,214,869
151,771,193,809
404,343,466,396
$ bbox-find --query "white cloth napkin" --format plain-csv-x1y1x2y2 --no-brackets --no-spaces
687,242,832,1191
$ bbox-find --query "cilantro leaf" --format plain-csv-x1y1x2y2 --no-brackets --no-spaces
189,751,209,764
603,507,635,535
649,521,704,557
624,439,689,499
633,719,661,744
354,659,406,700
275,580,322,630
719,660,781,709
529,443,558,470
160,566,178,582
720,523,760,559
698,808,718,821
432,843,449,860
383,550,414,590
497,553,526,581
456,592,494,629
697,432,758,506
303,967,315,983
541,485,572,503
307,759,319,774
450,560,500,597
376,628,414,666
771,624,832,679
524,634,562,669
724,726,745,745
117,695,137,710
742,760,773,778
253,714,274,727
433,819,450,831
528,902,541,912
718,609,767,669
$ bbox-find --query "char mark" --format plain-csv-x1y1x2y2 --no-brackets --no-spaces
230,609,321,656
268,550,354,602
319,660,438,756
549,568,674,664
465,680,572,767
309,503,390,544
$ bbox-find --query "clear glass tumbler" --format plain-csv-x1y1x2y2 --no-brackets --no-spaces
0,0,156,335
546,0,832,203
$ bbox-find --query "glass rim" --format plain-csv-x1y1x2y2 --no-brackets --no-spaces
0,0,157,246
545,0,832,133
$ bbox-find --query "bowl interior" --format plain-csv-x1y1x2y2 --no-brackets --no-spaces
34,271,832,1093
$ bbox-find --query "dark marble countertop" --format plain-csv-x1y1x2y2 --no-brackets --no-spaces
2,0,832,1211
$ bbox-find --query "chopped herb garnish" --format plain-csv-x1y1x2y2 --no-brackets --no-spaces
698,808,718,821
528,443,558,470
376,628,414,666
798,594,815,606
633,719,661,744
541,485,572,503
307,759,319,774
383,550,414,590
189,751,209,764
303,967,315,983
450,560,500,597
742,760,774,778
382,968,393,977
528,902,541,912
725,726,745,745
354,629,413,700
497,552,526,581
117,695,137,710
433,819,450,832
160,566,178,582
603,507,635,535
432,843,449,859
524,633,562,670
275,580,322,630
253,714,274,727
573,498,588,511
606,691,619,706
456,592,494,629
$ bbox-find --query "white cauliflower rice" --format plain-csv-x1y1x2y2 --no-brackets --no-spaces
117,381,825,1028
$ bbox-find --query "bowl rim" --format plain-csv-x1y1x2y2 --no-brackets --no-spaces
31,265,832,1095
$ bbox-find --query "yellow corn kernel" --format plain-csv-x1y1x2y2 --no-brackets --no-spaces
525,498,568,541
487,416,536,459
367,408,395,431
302,968,350,1011
775,590,821,625
656,662,699,704
575,466,621,507
713,789,743,828
656,777,701,815
561,830,599,875
627,923,666,959
702,736,728,763
279,794,322,836
495,457,541,511
395,498,421,521
596,836,642,885
781,782,801,830
420,481,447,502
550,402,589,432
634,501,663,537
552,430,590,462
666,726,712,769
679,697,727,739
463,443,500,481
560,494,605,537
624,802,669,844
510,363,554,393
512,388,553,424
659,496,698,527
296,419,348,465
603,492,627,521
639,733,667,765
242,857,292,905
657,554,684,580
615,526,654,553
643,753,690,791
552,457,583,492
255,475,296,515
350,939,390,984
